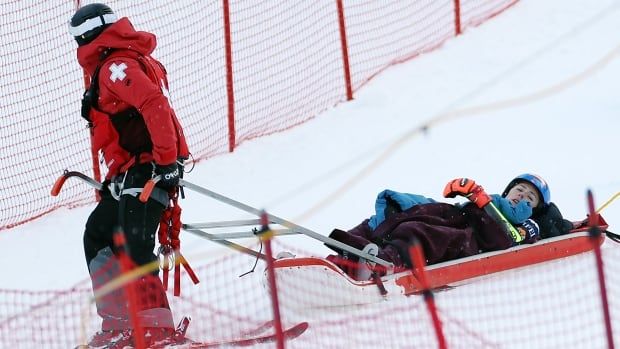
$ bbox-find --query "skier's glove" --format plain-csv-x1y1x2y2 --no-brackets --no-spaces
155,163,180,189
443,178,491,208
517,218,540,243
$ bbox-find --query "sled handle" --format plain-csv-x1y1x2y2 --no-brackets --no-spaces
51,170,103,196
50,175,68,196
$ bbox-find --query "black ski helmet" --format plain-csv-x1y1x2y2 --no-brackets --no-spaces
501,173,550,210
69,3,117,46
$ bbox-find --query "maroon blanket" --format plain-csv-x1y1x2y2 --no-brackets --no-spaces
329,202,513,268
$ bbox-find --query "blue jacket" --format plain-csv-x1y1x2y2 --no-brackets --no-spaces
368,189,436,230
368,190,531,230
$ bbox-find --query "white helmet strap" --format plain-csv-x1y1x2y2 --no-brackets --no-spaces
68,13,118,37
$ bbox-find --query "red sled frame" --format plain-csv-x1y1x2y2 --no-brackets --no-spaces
270,216,608,305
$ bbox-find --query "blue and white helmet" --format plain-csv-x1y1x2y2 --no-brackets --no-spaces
502,173,550,210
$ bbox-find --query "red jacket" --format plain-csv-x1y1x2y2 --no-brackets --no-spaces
76,17,189,179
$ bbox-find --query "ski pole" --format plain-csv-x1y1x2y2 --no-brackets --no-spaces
484,202,524,243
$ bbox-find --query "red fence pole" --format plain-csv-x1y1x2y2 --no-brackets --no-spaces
259,211,285,349
453,0,462,35
586,190,615,349
113,231,146,349
222,0,236,152
409,240,448,349
336,0,353,101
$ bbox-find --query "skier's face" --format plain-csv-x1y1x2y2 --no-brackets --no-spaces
505,182,540,208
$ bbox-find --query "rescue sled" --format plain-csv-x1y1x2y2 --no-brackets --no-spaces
52,171,613,310
152,177,610,309
269,220,608,308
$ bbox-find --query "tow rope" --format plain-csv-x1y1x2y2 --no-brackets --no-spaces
157,194,199,296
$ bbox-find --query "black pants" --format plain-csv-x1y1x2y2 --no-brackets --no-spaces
84,164,164,269
83,164,174,330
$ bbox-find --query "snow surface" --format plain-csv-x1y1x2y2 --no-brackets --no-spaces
1,0,619,347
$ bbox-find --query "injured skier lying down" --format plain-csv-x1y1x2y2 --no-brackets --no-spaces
326,173,577,280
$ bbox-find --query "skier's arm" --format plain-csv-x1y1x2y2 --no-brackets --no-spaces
534,202,574,238
443,178,524,243
443,178,492,208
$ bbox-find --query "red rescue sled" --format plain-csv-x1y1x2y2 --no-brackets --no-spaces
270,216,608,308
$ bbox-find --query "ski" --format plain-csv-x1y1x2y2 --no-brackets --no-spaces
188,321,309,348
238,319,276,337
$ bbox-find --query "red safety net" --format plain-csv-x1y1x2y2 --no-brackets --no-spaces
0,0,517,231
0,238,618,348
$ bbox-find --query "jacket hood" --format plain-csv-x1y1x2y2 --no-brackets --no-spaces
76,17,156,74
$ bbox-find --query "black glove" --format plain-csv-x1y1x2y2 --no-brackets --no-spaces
155,163,180,189
176,157,188,198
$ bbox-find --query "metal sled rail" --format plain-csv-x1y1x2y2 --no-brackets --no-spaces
183,226,300,240
51,170,393,268
169,179,393,268
51,171,270,261
181,227,270,261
